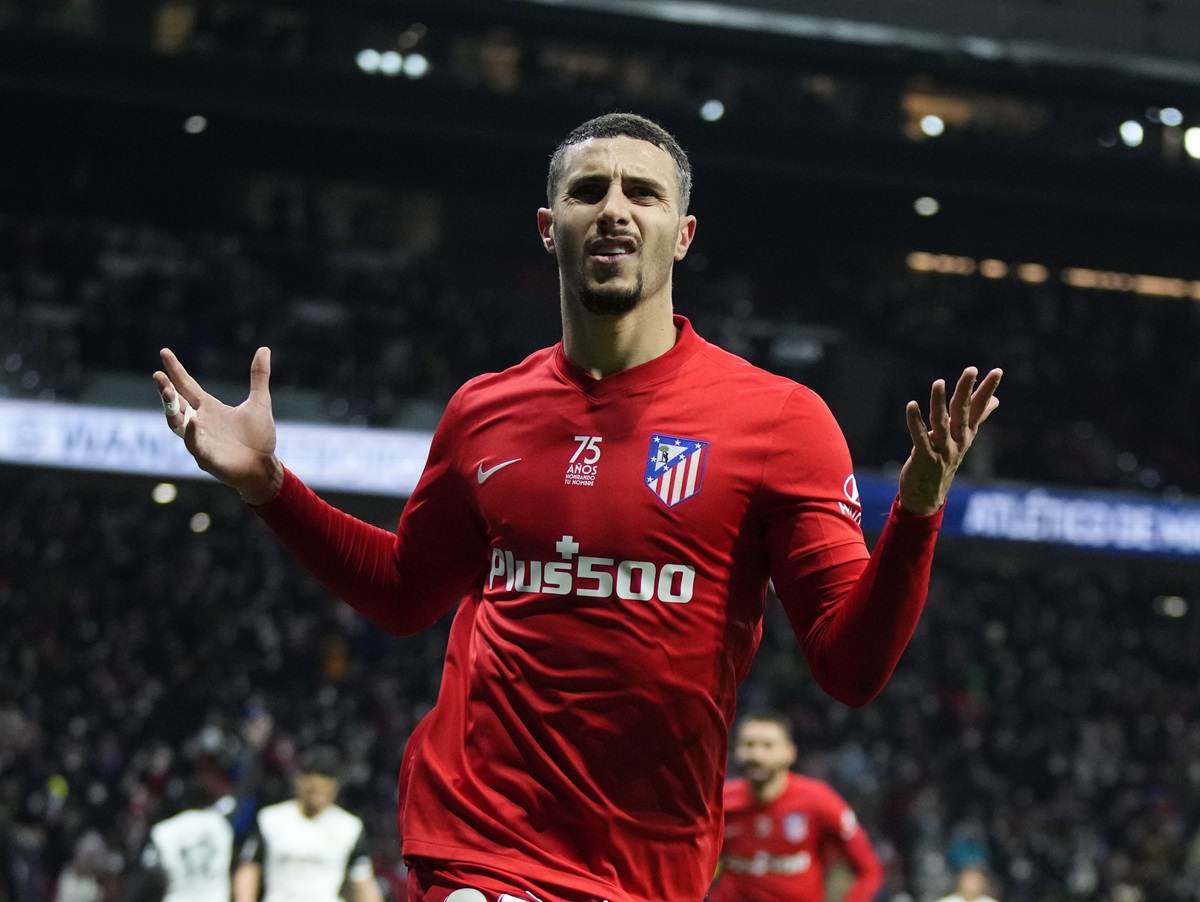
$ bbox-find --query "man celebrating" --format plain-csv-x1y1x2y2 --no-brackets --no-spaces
711,713,884,902
154,113,1001,902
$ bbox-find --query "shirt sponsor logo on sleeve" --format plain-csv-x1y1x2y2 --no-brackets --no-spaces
840,474,863,524
645,433,709,507
840,808,858,840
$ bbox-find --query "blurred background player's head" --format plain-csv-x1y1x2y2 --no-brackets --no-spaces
295,746,342,818
734,712,797,792
952,864,993,901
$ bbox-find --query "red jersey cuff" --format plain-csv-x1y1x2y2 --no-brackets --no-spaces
889,495,945,529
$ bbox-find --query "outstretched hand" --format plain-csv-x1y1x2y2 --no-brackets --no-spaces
153,347,283,505
898,367,1002,516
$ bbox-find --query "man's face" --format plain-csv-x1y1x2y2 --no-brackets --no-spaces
295,772,338,817
957,869,988,899
734,720,797,788
538,135,695,315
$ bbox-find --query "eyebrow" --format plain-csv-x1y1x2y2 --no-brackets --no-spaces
564,173,671,194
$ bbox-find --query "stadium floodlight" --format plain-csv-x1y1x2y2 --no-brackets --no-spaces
1119,120,1144,147
1186,127,1200,160
913,196,940,216
1154,595,1189,618
1160,107,1184,127
403,53,430,78
919,115,945,137
1017,263,1049,283
356,49,381,73
379,51,403,76
152,483,178,504
699,99,725,122
980,259,1008,279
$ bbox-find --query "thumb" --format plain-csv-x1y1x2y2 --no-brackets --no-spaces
248,346,272,403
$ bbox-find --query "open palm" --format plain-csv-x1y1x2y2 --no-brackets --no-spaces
153,347,283,505
898,366,1003,515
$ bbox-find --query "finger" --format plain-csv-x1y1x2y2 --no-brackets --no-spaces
153,370,182,418
928,379,949,448
159,348,205,408
171,405,196,439
948,367,977,444
968,368,1004,428
905,400,933,455
248,347,272,403
153,372,194,436
161,383,181,419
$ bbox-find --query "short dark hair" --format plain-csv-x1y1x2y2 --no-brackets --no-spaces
736,711,795,742
546,112,692,212
298,745,342,779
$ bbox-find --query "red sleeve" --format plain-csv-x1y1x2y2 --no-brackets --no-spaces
814,783,884,902
253,391,490,635
764,388,941,706
785,501,939,705
837,825,885,902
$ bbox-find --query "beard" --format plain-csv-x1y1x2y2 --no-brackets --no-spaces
577,267,644,316
741,763,777,788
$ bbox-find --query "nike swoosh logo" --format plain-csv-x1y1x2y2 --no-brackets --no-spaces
477,458,522,484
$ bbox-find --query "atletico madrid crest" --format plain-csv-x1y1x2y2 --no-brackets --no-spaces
645,433,709,507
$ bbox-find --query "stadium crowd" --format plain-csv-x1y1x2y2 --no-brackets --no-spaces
4,464,1200,901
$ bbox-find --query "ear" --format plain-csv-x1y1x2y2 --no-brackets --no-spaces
785,741,798,768
537,207,555,254
673,214,697,261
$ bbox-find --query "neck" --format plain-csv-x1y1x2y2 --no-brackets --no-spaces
750,770,789,804
560,293,677,378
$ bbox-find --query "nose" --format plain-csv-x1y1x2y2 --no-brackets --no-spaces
597,181,631,228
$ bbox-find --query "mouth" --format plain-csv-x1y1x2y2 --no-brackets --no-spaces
587,236,638,264
740,763,770,780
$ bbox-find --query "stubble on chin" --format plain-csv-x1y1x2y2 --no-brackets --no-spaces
576,266,644,316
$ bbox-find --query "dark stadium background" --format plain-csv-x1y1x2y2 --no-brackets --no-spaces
3,1,1200,899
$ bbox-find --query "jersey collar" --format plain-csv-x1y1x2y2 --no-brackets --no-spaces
552,314,703,398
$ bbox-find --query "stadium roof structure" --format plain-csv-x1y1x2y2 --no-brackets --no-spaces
513,0,1200,87
3,0,1199,262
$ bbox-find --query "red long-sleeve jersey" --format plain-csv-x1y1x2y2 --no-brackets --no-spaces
711,773,884,902
257,316,940,902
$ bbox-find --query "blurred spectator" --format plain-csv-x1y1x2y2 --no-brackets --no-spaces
936,864,999,902
53,831,118,902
